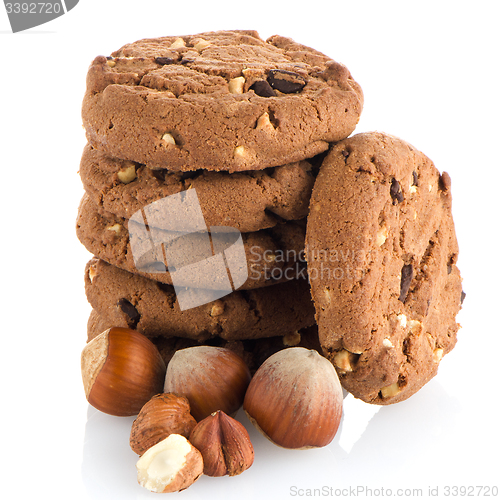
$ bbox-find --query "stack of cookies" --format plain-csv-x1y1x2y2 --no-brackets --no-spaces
77,30,363,372
77,30,464,404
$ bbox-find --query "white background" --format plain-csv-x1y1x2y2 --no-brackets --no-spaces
1,1,499,499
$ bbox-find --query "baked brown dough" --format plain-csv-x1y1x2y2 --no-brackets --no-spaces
306,132,463,404
76,195,307,290
85,258,316,342
82,30,363,172
87,308,321,375
79,143,317,233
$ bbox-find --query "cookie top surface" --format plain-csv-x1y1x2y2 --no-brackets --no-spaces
84,258,315,342
79,144,317,232
82,30,363,172
305,132,463,404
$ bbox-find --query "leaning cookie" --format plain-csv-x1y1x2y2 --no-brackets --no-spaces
82,30,363,172
306,132,464,405
76,195,307,290
79,144,317,233
87,308,321,375
85,258,316,342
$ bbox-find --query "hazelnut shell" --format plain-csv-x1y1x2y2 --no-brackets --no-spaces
81,327,166,416
164,346,251,421
189,410,254,476
243,347,343,449
130,393,197,455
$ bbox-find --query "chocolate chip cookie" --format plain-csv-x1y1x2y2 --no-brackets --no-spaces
87,308,321,375
85,258,316,342
76,195,307,290
79,143,317,233
306,132,463,404
82,30,363,172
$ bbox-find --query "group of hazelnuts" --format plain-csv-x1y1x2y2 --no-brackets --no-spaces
81,326,344,492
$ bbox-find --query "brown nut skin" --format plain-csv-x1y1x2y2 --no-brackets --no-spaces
189,410,254,477
243,347,343,449
81,327,166,416
164,346,251,422
130,393,197,455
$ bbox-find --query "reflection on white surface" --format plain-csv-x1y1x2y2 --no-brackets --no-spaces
81,379,464,499
81,408,138,499
337,382,460,487
338,396,381,454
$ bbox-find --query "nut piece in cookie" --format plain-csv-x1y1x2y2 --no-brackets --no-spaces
83,258,316,342
82,30,363,172
306,132,463,404
79,143,317,233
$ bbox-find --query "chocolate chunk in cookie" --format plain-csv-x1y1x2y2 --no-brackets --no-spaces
267,69,307,93
82,30,363,172
84,258,315,342
76,195,307,290
306,132,463,405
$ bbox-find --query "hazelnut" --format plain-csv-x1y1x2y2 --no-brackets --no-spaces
380,382,401,399
136,434,203,493
88,264,98,283
397,313,407,328
255,112,275,132
117,164,136,184
81,327,166,416
228,76,245,94
193,39,211,51
210,301,225,317
243,347,343,449
233,145,248,159
106,223,121,234
130,393,197,455
376,224,388,246
189,410,254,477
170,38,186,49
164,346,251,422
333,349,355,372
408,319,423,334
162,132,176,145
433,347,444,363
282,331,301,346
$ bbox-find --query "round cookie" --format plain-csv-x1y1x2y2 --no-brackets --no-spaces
82,30,363,172
85,258,316,342
306,132,463,405
87,308,321,375
80,144,317,233
76,195,307,290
